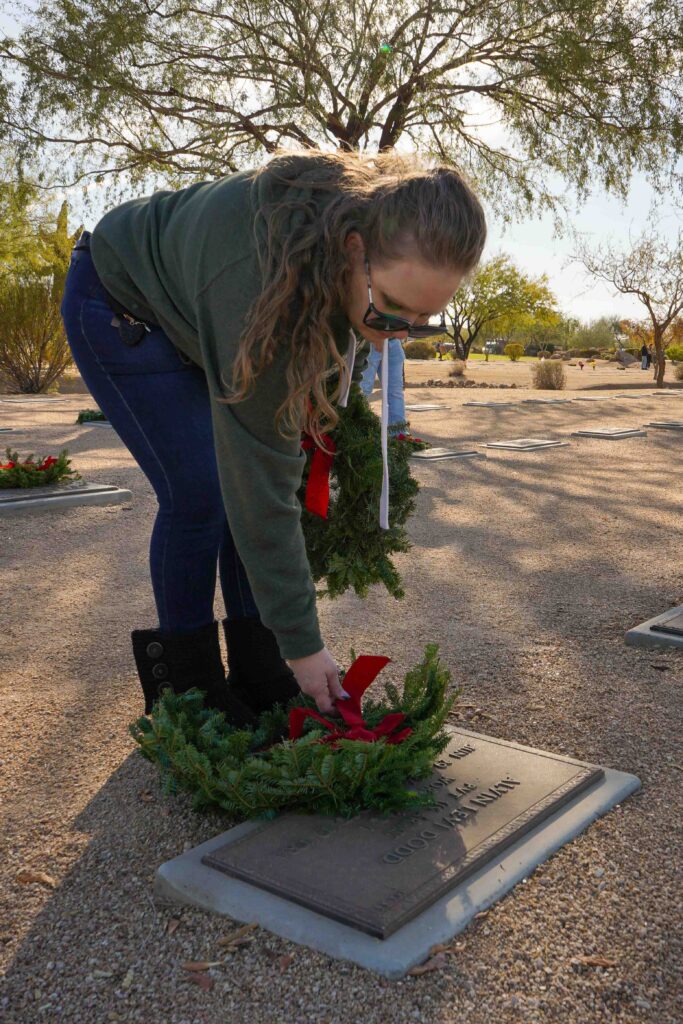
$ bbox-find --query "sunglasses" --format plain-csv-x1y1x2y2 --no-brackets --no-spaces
361,256,452,339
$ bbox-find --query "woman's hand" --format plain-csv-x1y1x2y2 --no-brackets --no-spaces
287,647,348,713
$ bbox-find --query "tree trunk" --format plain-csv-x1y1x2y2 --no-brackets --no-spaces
653,327,665,387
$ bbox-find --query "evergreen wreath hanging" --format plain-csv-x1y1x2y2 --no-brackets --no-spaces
298,386,428,600
130,644,458,820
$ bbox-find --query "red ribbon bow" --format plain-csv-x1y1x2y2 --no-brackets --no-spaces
0,456,58,472
395,433,424,444
301,434,337,518
288,655,413,747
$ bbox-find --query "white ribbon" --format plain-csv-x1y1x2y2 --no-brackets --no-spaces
379,337,389,531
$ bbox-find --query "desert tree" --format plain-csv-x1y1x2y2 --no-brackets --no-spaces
0,0,681,217
447,254,558,358
573,228,683,385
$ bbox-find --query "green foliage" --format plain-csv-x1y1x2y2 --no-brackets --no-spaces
3,2,680,217
76,408,107,423
299,386,420,601
403,340,435,359
0,200,80,394
0,447,80,488
504,342,525,361
532,361,567,390
37,201,83,298
457,256,560,358
129,644,459,820
0,277,73,393
665,344,683,362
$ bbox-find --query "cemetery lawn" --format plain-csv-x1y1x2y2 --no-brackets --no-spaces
0,381,681,1024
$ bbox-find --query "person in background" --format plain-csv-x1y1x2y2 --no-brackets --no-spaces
641,343,649,370
360,337,407,433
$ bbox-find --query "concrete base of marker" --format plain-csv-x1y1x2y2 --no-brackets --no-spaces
625,605,683,651
0,480,132,514
405,404,446,412
485,439,569,451
572,429,646,439
154,767,639,978
412,448,484,462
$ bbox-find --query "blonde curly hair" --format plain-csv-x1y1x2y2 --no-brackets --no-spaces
219,148,486,442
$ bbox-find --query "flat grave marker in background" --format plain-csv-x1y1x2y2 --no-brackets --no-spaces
572,427,646,440
522,398,573,405
0,397,72,404
156,729,639,977
626,605,683,652
405,404,446,412
645,421,683,431
484,438,569,451
463,401,515,408
411,448,484,462
0,479,132,515
0,427,14,433
573,396,607,401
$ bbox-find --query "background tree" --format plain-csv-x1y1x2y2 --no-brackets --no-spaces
0,193,80,394
0,152,46,276
448,255,558,358
573,228,683,385
1,1,681,215
574,316,621,351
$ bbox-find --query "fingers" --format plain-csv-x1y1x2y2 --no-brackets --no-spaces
326,665,348,704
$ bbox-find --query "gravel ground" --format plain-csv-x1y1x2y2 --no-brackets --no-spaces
1,367,682,1024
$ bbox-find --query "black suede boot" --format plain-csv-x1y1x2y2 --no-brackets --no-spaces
131,620,257,727
222,617,301,716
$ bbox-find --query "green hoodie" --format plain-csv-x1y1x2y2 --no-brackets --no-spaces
90,166,366,660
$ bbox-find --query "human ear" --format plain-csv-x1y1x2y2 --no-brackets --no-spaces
344,230,365,260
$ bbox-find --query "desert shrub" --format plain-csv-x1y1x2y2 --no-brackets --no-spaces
532,360,566,390
675,364,683,381
448,360,466,377
404,339,436,359
666,344,683,362
504,343,525,361
0,278,73,393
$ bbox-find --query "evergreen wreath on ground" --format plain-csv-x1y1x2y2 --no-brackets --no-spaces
299,385,427,600
0,447,80,488
76,409,108,424
130,644,458,820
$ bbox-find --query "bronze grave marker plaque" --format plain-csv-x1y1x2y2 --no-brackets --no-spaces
203,730,603,939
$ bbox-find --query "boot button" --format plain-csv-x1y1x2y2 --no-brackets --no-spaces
152,662,169,680
146,641,164,659
156,681,172,699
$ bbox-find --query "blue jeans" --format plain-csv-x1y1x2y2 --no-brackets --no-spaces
359,338,406,428
60,235,259,632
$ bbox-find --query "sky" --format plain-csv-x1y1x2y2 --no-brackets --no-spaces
2,8,680,325
485,172,681,323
